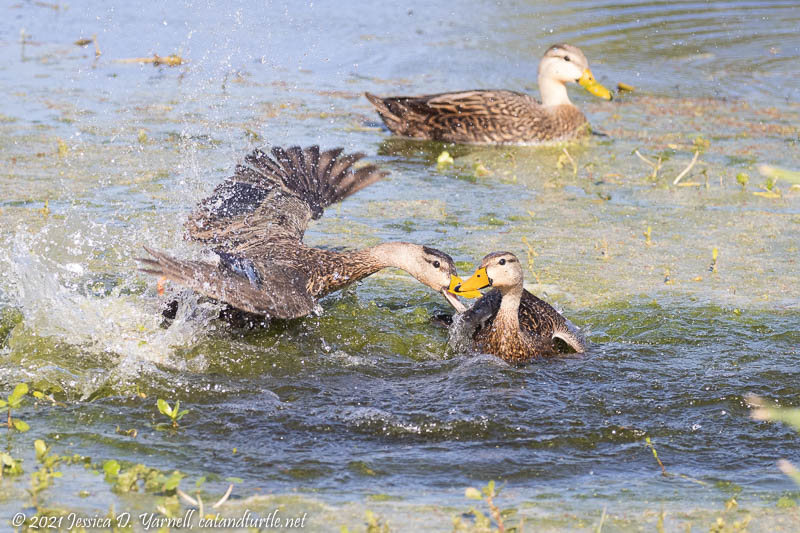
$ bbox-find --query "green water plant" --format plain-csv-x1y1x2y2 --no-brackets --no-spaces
340,510,390,533
437,150,455,169
0,451,23,477
29,439,64,507
736,172,749,190
643,226,653,246
758,164,800,186
1,383,30,432
103,458,185,495
709,247,719,273
157,398,189,429
645,437,667,476
454,480,520,533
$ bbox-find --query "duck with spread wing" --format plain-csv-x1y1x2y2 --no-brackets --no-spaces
140,145,479,319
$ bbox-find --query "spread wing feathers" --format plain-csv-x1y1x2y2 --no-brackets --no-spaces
185,145,388,250
460,289,586,353
139,246,315,319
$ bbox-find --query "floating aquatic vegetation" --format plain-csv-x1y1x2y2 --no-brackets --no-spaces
436,150,454,169
736,172,749,190
74,34,101,57
758,165,800,187
116,54,185,67
156,398,189,429
456,480,519,533
1,383,30,432
557,147,577,175
0,451,23,477
473,162,491,177
634,149,662,180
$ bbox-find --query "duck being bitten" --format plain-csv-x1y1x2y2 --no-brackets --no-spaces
453,251,586,363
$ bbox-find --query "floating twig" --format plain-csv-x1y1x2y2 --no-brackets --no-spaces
212,484,234,508
178,489,205,517
595,506,607,533
634,150,662,179
74,34,100,56
672,150,700,185
177,488,197,506
561,147,577,175
116,54,184,67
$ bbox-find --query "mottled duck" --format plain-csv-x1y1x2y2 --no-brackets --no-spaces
140,145,478,319
453,251,586,364
365,44,611,144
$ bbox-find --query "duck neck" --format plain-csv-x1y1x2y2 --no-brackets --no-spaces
323,242,419,290
364,242,420,273
495,285,523,329
538,77,572,107
314,242,428,298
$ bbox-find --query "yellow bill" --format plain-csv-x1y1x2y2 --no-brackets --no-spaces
448,275,482,299
453,267,491,294
578,68,612,100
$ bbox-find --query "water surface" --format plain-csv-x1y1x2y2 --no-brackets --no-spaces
1,0,799,531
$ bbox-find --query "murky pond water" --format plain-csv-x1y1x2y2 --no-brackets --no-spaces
1,0,799,531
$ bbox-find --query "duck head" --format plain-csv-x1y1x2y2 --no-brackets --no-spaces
454,251,524,296
538,44,612,105
392,244,481,309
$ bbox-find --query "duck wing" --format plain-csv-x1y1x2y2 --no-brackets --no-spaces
453,289,586,353
140,146,387,318
519,290,586,353
448,290,501,352
366,90,545,143
139,246,315,318
185,145,388,253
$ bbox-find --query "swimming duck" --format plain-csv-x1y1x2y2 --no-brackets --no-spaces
453,251,586,363
140,145,477,319
365,44,611,145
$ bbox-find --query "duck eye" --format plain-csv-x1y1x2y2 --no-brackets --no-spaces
432,260,440,268
499,258,506,265
564,56,571,62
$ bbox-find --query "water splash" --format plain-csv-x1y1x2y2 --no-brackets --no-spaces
1,233,216,396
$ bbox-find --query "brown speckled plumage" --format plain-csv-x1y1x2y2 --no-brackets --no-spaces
140,146,463,320
366,90,589,145
466,289,585,364
365,44,610,145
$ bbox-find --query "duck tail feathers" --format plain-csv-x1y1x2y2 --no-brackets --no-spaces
364,92,405,131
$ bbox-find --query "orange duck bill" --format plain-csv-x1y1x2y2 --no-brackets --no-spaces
452,267,491,294
447,274,482,298
578,68,612,100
